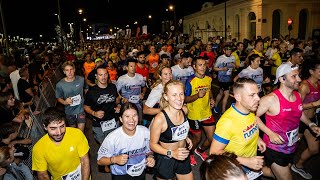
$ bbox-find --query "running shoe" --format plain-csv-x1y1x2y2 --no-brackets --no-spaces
291,164,312,179
190,155,197,166
194,148,208,161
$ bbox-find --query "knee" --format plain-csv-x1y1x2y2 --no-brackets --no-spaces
308,146,319,155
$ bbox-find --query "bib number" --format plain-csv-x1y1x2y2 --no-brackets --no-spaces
62,164,81,180
126,159,146,177
171,121,189,141
100,118,117,132
226,68,233,75
286,127,299,147
129,95,140,104
70,94,81,107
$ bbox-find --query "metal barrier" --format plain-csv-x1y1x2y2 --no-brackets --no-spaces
18,62,64,174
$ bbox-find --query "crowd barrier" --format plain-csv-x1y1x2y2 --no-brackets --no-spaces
18,62,64,174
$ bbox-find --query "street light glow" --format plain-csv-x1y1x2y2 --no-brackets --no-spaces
83,18,87,22
78,9,83,14
169,5,174,11
148,15,152,19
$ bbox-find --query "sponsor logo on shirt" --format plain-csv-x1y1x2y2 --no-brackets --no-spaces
243,123,258,140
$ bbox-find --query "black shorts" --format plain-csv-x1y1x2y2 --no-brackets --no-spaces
66,111,86,125
188,116,215,134
299,117,318,137
111,171,146,180
265,148,294,167
154,154,192,179
219,81,233,91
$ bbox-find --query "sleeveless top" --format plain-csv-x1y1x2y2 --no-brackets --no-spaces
303,80,320,104
264,89,303,154
159,110,189,143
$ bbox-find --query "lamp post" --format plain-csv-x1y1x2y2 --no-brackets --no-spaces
0,0,9,55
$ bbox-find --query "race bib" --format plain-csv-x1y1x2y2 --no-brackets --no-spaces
70,94,81,107
226,68,233,75
129,95,140,104
100,118,117,132
62,164,81,180
151,62,158,68
242,166,263,180
171,121,189,141
286,127,299,147
240,61,245,67
126,159,146,177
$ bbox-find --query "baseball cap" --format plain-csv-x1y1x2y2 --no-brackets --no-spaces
274,63,299,84
160,54,170,59
95,58,103,63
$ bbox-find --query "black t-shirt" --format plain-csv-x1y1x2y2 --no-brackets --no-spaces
17,78,32,103
87,68,97,87
0,107,15,124
84,83,118,127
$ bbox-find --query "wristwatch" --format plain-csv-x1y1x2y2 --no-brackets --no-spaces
167,149,172,158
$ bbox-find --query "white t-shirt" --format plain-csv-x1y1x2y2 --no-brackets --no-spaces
171,65,194,85
97,125,151,176
145,83,163,108
9,69,21,100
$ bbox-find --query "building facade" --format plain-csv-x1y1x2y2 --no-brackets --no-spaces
183,0,320,43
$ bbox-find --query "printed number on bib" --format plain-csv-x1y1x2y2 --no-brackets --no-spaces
171,121,189,141
100,118,117,132
70,94,81,107
129,95,140,104
62,164,81,180
126,159,146,177
226,68,233,75
286,127,299,147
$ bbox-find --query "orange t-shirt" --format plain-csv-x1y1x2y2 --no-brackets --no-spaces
83,61,95,77
107,67,118,81
147,54,160,73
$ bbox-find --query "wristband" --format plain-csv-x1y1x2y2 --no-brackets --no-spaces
309,122,317,128
110,157,115,164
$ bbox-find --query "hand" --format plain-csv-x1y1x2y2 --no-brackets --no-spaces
114,154,129,165
313,100,320,107
172,148,189,161
0,167,7,176
114,104,121,113
264,77,271,84
246,156,264,170
65,97,73,105
210,98,215,108
310,126,320,137
186,137,193,150
94,110,105,119
268,131,285,144
223,67,228,71
146,156,155,167
139,93,145,100
258,138,266,153
198,90,207,98
121,97,128,103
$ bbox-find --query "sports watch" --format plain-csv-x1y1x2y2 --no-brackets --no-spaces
167,149,172,158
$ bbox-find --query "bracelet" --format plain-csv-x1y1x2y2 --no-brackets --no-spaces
309,122,317,128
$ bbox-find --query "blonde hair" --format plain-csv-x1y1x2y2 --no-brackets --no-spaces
151,65,171,89
160,80,184,109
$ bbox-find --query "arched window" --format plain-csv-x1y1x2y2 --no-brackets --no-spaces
248,12,256,39
272,10,281,39
298,9,308,39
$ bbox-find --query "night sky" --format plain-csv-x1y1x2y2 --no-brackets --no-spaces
0,0,224,39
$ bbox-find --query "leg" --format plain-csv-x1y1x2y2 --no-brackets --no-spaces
221,90,229,113
270,163,292,180
215,89,223,110
296,130,319,168
190,131,202,153
176,172,193,180
77,123,85,132
200,125,215,150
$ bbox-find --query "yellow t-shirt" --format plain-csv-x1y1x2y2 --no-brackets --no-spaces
213,104,259,158
185,74,212,120
32,127,90,180
271,52,282,76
